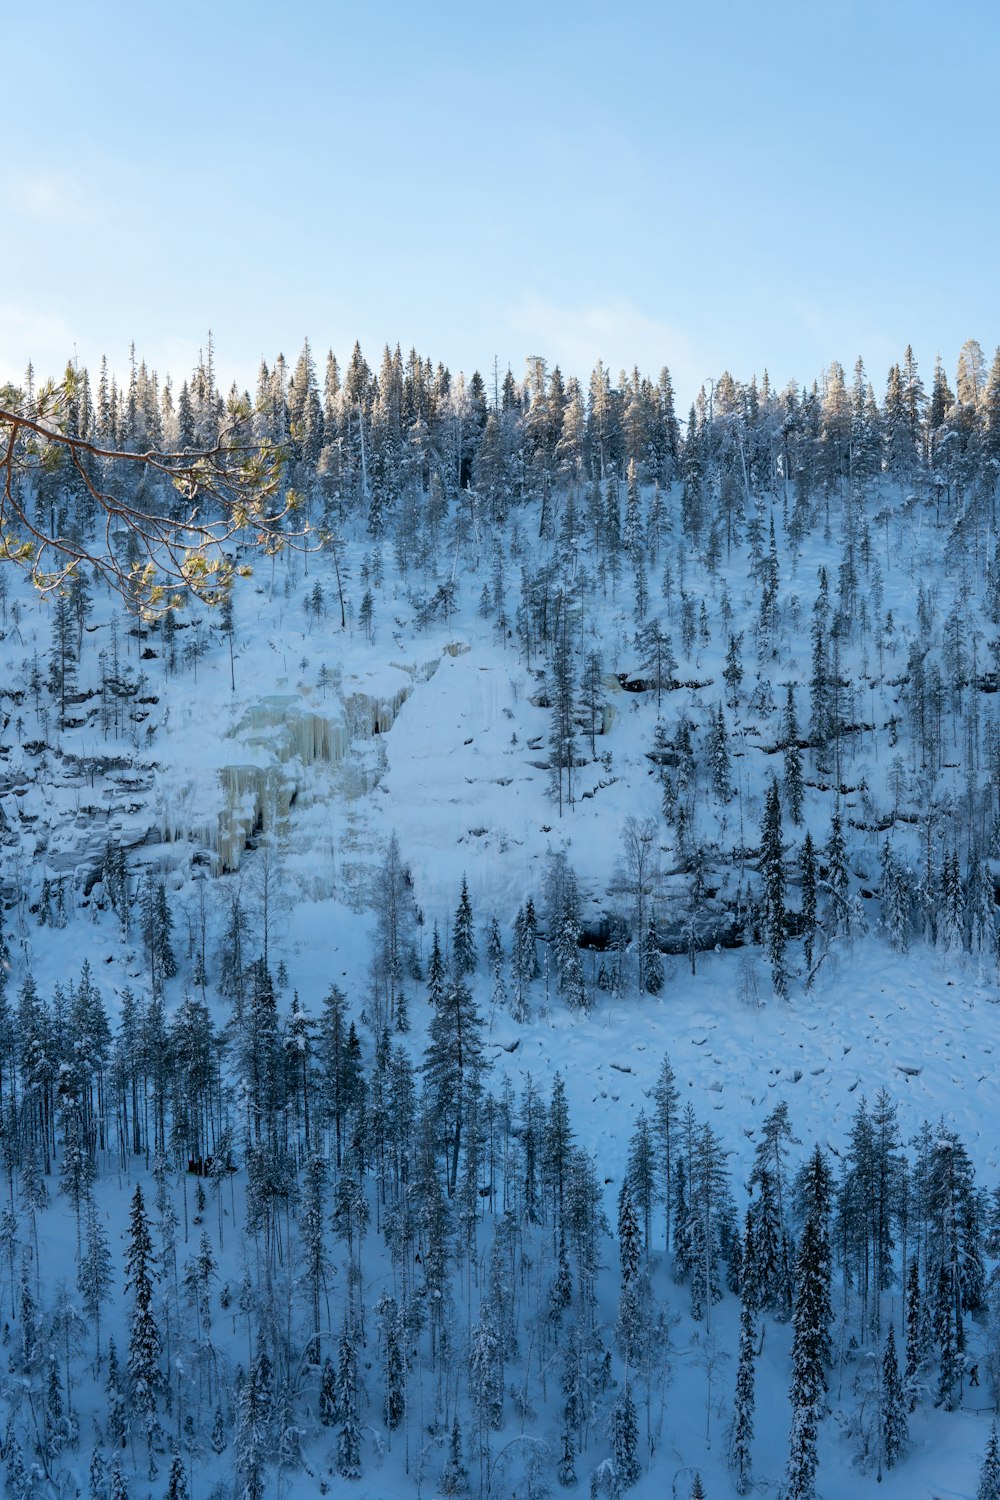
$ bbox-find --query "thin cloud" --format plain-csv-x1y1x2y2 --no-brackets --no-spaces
8,173,96,227
507,295,704,407
0,304,79,384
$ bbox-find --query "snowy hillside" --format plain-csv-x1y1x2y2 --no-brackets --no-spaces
2,344,1000,1500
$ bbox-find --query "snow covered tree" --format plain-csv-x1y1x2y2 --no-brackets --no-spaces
626,1111,656,1254
235,1342,273,1500
701,703,729,805
880,840,911,952
728,1251,756,1494
782,683,804,824
124,1185,161,1458
139,868,176,995
451,873,478,977
108,1453,129,1500
165,1452,190,1500
653,1052,680,1252
375,1292,406,1430
609,1381,641,1490
979,1422,1000,1500
88,1446,107,1500
440,1417,469,1496
545,849,586,1010
423,972,485,1193
800,831,819,974
825,809,852,938
759,775,787,996
469,1314,504,1431
881,1323,908,1471
336,1323,362,1479
548,598,578,816
618,1182,642,1286
319,1357,337,1427
786,1215,830,1500
298,1152,330,1363
78,1194,114,1364
683,1119,731,1321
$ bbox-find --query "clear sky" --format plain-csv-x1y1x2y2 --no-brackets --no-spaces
2,0,997,413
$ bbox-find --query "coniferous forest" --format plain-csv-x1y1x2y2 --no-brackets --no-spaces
2,337,1000,1499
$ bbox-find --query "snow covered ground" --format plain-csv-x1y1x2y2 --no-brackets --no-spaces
2,471,999,1499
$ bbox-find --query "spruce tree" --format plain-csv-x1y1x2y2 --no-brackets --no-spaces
451,874,477,977
88,1446,107,1500
618,1182,642,1285
124,1185,161,1454
108,1453,130,1500
759,774,787,996
336,1324,362,1479
75,1194,113,1365
319,1357,337,1427
235,1342,272,1500
979,1422,1000,1500
653,1052,680,1252
165,1452,190,1500
783,683,805,824
800,833,818,973
881,1323,908,1471
786,1216,829,1500
903,1257,927,1407
440,1417,469,1496
609,1381,641,1489
728,1287,756,1495
641,915,664,994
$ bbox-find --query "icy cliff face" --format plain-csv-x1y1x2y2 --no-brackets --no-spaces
156,660,432,873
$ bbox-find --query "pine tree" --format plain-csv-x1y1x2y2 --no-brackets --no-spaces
904,1257,927,1407
881,1324,908,1470
235,1342,272,1500
800,832,818,973
724,631,744,705
440,1417,469,1496
336,1324,362,1479
979,1422,1000,1500
826,809,852,938
88,1446,107,1500
786,1216,829,1500
653,1052,680,1252
609,1381,641,1489
728,1288,756,1494
626,1111,656,1252
707,702,732,801
165,1452,190,1500
108,1453,130,1500
469,1315,504,1431
375,1292,406,1430
759,775,787,995
423,971,485,1193
641,916,664,994
106,1337,127,1449
618,1182,642,1285
319,1357,337,1426
451,874,477,976
79,1195,114,1363
549,602,578,815
783,683,804,824
934,1263,959,1410
124,1185,161,1450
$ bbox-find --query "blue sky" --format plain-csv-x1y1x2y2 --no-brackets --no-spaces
2,0,996,412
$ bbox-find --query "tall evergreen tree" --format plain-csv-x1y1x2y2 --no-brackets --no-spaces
759,774,787,995
124,1185,161,1459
